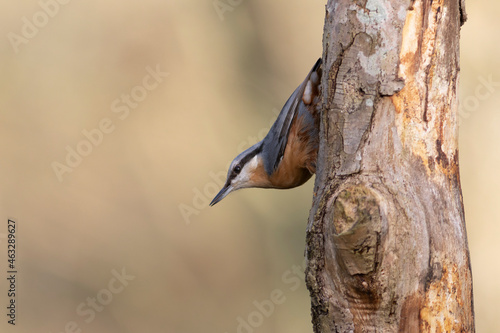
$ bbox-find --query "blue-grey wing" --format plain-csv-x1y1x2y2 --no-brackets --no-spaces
261,58,322,175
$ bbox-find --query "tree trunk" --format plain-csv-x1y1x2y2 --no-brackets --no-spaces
305,0,474,332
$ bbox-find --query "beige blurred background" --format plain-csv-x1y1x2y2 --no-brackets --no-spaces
0,1,498,332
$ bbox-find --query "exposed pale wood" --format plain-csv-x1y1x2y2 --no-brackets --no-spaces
305,0,474,331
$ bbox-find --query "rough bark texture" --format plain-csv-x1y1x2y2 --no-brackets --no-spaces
305,0,474,332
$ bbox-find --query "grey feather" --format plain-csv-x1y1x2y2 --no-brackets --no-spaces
260,58,322,175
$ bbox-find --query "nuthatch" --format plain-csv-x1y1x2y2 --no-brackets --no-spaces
210,58,322,206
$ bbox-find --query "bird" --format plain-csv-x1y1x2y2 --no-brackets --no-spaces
210,58,322,206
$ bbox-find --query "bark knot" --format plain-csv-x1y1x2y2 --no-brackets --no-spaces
330,186,381,275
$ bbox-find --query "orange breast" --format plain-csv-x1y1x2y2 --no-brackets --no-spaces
268,113,318,189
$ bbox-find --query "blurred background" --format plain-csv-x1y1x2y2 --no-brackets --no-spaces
0,0,498,332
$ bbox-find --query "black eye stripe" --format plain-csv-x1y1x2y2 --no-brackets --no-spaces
240,145,261,166
229,142,262,181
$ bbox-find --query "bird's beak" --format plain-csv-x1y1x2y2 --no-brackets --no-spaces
209,182,234,206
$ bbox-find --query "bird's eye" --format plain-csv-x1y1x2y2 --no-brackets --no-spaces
234,165,242,174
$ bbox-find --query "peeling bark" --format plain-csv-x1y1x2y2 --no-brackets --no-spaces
305,0,474,332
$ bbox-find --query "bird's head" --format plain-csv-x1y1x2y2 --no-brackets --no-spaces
210,143,270,206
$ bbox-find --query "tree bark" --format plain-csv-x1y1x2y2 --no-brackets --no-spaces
305,0,474,332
